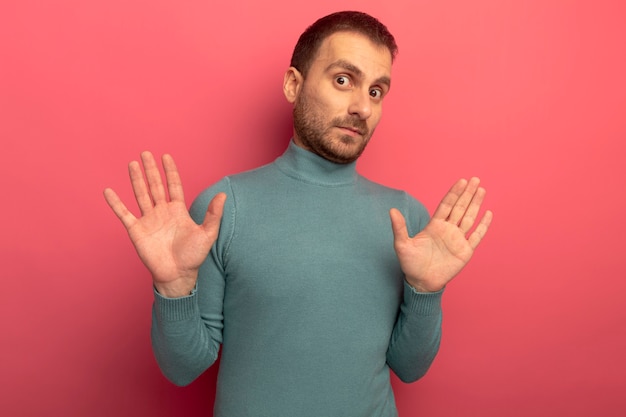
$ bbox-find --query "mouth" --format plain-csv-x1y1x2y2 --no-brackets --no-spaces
337,126,365,136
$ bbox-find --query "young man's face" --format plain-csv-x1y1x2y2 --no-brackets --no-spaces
285,31,393,164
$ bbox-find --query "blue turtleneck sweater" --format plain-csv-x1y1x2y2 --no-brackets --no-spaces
152,141,443,417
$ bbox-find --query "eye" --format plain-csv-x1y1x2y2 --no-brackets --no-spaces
369,88,384,99
335,76,350,87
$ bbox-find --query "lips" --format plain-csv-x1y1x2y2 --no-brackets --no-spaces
337,126,365,136
333,116,368,137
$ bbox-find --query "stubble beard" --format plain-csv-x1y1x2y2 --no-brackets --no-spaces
293,93,373,164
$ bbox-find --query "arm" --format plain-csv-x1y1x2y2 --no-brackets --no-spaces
385,196,442,382
150,180,234,385
103,152,228,385
386,179,493,382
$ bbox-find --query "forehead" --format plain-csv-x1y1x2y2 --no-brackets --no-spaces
310,31,392,78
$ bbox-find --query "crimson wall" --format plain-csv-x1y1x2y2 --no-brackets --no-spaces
1,1,625,416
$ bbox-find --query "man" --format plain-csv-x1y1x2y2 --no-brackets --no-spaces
104,11,492,417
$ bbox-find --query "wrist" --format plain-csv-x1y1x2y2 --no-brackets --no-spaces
405,277,444,293
154,280,196,298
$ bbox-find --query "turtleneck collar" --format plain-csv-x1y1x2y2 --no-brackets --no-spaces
274,140,358,186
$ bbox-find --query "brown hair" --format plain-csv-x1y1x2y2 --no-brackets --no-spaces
290,11,398,77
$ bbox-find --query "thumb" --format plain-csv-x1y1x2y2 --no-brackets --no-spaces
202,192,227,234
389,208,409,243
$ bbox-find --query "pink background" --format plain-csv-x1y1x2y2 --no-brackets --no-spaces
2,0,625,416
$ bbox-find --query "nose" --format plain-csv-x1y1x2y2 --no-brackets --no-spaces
348,89,372,120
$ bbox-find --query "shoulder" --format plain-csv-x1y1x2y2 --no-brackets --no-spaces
357,175,425,208
189,163,276,223
357,175,430,233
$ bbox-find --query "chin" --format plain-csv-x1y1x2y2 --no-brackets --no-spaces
324,141,367,164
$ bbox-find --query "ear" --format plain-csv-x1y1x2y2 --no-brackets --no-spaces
283,67,304,104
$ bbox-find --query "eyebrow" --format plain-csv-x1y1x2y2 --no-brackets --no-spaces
325,59,391,89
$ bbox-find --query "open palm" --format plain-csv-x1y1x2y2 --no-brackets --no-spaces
104,152,225,298
390,178,493,293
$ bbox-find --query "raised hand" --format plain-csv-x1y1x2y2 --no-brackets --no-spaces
103,151,226,298
389,178,493,293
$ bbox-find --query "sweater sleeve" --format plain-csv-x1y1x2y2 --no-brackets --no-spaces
386,193,444,382
150,178,234,386
386,283,443,382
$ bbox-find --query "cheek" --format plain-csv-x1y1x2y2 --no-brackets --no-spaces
369,107,383,129
320,95,345,114
310,85,349,113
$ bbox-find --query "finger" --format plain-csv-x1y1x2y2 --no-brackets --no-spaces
447,177,480,226
162,154,185,203
458,186,486,233
128,160,154,215
467,210,493,249
140,151,167,204
432,178,468,221
103,187,138,230
202,193,227,236
389,208,409,243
